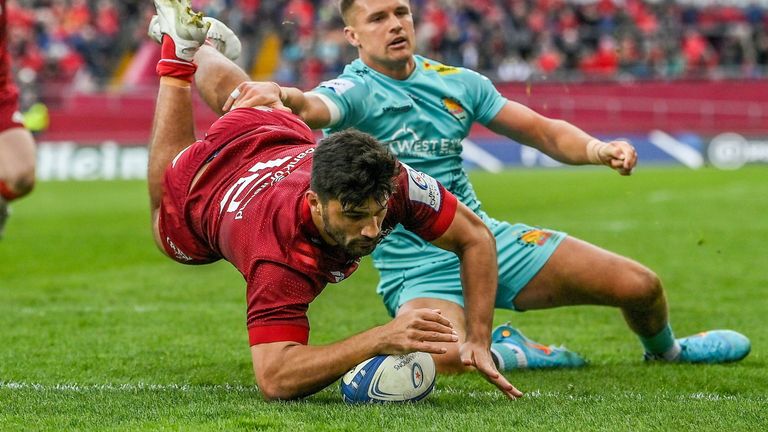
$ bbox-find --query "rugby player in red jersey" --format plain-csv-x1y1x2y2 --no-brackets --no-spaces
148,0,522,401
0,0,36,237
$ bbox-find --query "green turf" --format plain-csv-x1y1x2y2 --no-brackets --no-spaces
1,166,766,431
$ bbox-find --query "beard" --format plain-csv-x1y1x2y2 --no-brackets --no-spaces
322,211,380,257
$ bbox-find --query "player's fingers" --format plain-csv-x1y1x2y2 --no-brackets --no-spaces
414,343,449,355
487,371,522,399
222,83,245,112
413,330,459,344
612,141,637,170
478,364,523,399
609,158,631,176
232,92,268,109
617,162,633,176
624,147,638,171
421,308,453,328
412,319,456,335
463,350,523,399
472,356,499,379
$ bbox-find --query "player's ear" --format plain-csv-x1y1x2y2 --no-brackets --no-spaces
344,26,360,47
306,190,322,215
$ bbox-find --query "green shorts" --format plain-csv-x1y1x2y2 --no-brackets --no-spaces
376,221,566,316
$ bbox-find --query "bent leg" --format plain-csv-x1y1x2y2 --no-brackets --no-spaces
148,80,197,217
0,127,36,199
194,45,250,115
513,236,667,338
148,0,209,246
514,236,752,364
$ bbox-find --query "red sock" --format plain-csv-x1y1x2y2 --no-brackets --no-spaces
0,181,19,201
156,35,197,82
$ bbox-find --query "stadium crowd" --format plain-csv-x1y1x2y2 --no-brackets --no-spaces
6,0,768,103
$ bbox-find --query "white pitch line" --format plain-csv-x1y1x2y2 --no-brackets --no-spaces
435,386,764,402
0,381,259,393
2,382,764,404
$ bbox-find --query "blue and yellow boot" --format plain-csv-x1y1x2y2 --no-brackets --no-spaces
645,330,751,364
490,323,587,370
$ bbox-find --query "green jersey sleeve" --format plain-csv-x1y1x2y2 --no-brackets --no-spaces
309,73,369,130
460,68,508,125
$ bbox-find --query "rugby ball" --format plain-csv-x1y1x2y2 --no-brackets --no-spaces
340,352,436,403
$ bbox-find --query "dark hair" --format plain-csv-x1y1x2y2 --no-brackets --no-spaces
311,129,398,209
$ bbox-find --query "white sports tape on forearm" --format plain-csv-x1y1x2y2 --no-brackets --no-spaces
586,139,607,165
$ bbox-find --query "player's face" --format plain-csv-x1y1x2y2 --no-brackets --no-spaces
344,0,416,76
320,197,389,257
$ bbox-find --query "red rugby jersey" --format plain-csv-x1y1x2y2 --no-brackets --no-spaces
160,108,457,346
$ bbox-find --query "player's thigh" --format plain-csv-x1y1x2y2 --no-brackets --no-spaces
378,258,466,317
397,297,467,338
494,222,566,310
512,236,660,310
0,127,36,188
397,297,469,373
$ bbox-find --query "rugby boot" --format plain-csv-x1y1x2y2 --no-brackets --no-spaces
148,14,241,61
153,0,210,61
491,323,587,370
644,330,751,364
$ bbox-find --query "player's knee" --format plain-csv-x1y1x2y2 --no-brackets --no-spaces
14,171,35,197
2,164,35,198
618,265,662,308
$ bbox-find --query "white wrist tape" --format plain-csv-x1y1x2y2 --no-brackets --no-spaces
586,139,606,164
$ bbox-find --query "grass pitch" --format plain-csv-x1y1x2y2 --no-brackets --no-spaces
1,166,766,431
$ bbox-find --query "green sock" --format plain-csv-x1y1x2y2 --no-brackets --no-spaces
640,323,681,360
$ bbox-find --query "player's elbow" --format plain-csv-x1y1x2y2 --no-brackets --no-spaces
255,361,309,401
256,375,304,401
471,220,495,251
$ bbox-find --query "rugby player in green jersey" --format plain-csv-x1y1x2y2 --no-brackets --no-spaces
159,0,751,382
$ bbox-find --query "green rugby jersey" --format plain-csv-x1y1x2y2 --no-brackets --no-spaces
311,55,508,269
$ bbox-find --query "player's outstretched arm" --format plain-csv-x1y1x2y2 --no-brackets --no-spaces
429,202,523,400
249,308,456,401
223,82,332,129
487,101,637,175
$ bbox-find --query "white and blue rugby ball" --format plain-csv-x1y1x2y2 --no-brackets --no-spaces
340,352,436,403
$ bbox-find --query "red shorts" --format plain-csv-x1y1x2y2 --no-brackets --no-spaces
156,136,220,265
0,85,23,133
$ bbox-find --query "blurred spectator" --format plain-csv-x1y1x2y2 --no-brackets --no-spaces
5,0,768,103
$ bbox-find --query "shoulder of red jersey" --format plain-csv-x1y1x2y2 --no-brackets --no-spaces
389,162,458,242
399,162,444,212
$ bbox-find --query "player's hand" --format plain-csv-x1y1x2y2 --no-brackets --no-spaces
377,309,458,355
223,81,292,113
459,340,523,400
598,139,638,176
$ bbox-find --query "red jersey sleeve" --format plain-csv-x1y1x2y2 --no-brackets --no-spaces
246,261,322,346
392,163,458,241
